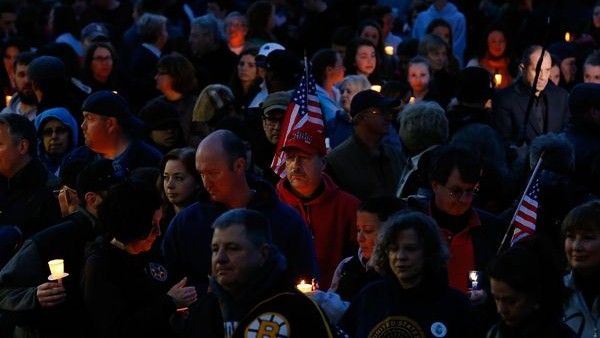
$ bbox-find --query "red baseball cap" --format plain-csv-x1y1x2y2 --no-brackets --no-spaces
282,129,326,156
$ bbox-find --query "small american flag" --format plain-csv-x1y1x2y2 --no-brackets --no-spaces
510,155,544,246
270,57,325,177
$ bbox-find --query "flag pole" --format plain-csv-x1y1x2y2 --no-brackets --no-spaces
497,152,545,254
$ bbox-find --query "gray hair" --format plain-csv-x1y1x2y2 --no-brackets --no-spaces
337,74,371,93
399,101,448,154
225,11,247,27
191,14,225,43
137,13,167,43
529,133,574,174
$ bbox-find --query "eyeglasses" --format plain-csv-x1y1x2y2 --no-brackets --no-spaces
42,126,69,137
442,185,479,201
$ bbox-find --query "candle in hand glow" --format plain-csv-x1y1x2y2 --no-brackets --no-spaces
296,280,312,293
48,259,68,280
5,95,11,106
408,96,416,104
494,72,502,86
468,270,480,290
384,46,394,56
565,32,571,42
370,85,382,92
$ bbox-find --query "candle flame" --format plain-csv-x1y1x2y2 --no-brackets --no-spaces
565,32,571,42
494,73,502,86
469,271,479,282
370,85,382,92
384,46,394,56
408,96,416,104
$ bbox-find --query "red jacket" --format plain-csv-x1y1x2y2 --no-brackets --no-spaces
276,174,359,289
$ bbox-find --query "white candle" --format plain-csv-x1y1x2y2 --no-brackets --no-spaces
384,46,394,56
296,280,312,293
494,73,502,86
48,259,64,279
468,270,480,290
370,85,382,92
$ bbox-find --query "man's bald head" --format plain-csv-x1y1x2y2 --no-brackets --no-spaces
196,130,249,206
197,129,246,170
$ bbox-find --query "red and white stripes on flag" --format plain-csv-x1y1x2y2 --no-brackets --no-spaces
510,154,544,246
270,57,325,178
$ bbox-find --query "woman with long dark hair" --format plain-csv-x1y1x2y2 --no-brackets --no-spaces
229,47,261,112
81,42,122,93
157,147,205,231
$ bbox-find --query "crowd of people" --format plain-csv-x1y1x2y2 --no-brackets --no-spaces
0,0,599,337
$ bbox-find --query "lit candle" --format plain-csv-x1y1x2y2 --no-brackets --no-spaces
48,259,69,281
468,270,480,290
384,46,394,56
494,72,502,86
5,95,11,106
408,96,416,104
370,85,382,92
296,279,312,293
564,32,571,42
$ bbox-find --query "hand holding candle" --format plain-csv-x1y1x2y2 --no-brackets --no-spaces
468,270,480,290
48,259,69,281
494,72,502,87
36,282,66,308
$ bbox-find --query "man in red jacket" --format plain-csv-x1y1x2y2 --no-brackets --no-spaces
276,129,359,289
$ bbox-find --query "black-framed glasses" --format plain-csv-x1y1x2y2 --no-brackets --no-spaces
42,126,69,137
443,185,479,201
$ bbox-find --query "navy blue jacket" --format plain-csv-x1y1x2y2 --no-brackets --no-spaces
162,177,318,293
62,139,162,178
341,275,473,338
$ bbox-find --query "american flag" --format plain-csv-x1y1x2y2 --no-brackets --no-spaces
510,155,544,246
270,57,325,177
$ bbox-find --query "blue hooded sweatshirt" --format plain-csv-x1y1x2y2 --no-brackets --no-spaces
34,107,80,177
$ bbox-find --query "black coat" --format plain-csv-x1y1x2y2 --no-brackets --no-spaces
83,241,177,338
341,275,474,338
0,210,101,338
0,159,60,242
492,80,569,145
128,45,161,113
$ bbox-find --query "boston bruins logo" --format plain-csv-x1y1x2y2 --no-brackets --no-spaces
244,312,290,338
368,316,426,338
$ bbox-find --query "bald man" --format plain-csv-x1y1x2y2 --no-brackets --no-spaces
493,45,569,145
162,130,318,293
